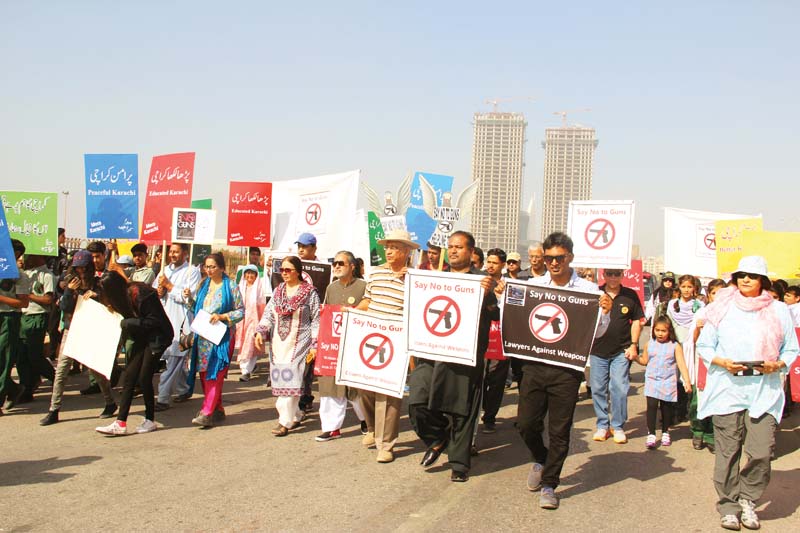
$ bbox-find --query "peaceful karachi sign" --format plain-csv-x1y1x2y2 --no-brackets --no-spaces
140,152,195,243
84,154,139,239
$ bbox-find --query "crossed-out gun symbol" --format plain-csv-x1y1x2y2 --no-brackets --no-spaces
428,308,453,329
365,343,386,363
588,227,609,243
535,314,562,334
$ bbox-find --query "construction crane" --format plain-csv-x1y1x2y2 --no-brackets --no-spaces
485,96,535,112
553,108,591,126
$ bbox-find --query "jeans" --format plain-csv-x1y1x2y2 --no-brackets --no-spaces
590,353,631,431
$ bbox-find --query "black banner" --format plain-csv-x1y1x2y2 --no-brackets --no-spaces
501,281,601,371
271,258,332,301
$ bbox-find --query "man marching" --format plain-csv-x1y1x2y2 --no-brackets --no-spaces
408,231,498,482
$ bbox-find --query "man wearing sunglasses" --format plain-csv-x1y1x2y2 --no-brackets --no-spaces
494,231,611,510
589,268,644,445
505,252,523,279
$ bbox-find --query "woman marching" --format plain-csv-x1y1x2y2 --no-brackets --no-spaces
182,253,244,428
255,256,320,437
95,271,173,435
234,265,266,382
697,256,798,531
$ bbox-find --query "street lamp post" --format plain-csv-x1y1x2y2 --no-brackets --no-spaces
61,190,69,230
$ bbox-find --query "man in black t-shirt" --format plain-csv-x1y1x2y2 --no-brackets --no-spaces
589,269,644,444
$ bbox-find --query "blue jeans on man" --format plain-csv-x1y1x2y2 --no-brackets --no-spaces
590,353,630,430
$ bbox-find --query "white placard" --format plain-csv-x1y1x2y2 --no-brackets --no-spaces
171,208,217,244
335,309,408,398
404,269,485,366
61,297,122,379
567,200,635,269
664,207,758,278
190,309,227,345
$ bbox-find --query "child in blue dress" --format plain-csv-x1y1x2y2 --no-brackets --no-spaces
635,316,692,449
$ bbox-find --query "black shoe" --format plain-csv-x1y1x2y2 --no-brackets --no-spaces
173,392,192,403
360,420,368,435
40,410,59,426
133,387,143,398
692,436,705,450
154,402,170,412
482,422,496,434
3,385,26,410
450,470,469,482
99,402,117,419
421,441,447,468
470,445,479,457
80,383,101,395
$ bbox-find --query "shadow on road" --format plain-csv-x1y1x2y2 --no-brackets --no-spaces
0,455,102,487
557,450,686,499
758,468,800,520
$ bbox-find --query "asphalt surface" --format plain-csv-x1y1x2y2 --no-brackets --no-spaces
1,363,798,532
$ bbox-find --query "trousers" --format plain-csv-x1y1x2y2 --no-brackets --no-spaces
117,345,159,422
157,354,189,404
360,390,402,452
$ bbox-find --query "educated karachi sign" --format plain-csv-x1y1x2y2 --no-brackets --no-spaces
140,152,195,243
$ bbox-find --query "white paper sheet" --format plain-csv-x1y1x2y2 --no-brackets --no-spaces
190,309,227,345
61,297,122,379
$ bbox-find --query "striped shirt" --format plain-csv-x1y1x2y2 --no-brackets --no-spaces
364,264,405,318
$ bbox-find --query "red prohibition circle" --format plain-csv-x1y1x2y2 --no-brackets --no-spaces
359,333,393,370
704,233,716,250
528,302,569,343
584,218,615,250
306,203,321,225
423,295,462,337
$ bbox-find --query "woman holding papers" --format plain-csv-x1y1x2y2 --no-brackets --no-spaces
95,272,173,436
183,253,244,428
255,256,320,437
696,256,799,531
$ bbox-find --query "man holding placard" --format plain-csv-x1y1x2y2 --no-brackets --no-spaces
408,231,498,482
353,229,419,463
496,232,611,510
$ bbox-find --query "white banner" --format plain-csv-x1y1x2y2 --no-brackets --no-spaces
271,170,364,261
567,200,635,269
335,309,409,399
664,207,757,278
171,208,216,244
62,297,122,379
404,269,485,366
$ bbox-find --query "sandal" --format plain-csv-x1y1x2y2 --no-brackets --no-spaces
271,424,285,435
273,425,289,437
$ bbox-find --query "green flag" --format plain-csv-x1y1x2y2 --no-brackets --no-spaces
368,211,386,266
1,191,59,256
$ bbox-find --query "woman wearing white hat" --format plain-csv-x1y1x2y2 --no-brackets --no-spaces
697,256,799,531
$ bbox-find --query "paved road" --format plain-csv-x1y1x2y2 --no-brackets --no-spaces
1,365,798,532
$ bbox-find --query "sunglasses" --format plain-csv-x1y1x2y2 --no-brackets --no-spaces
604,271,623,277
332,261,347,267
543,254,568,264
507,260,519,265
279,268,297,274
734,272,761,280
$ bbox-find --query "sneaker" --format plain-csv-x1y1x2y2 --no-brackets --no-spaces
645,434,657,449
613,429,628,444
376,450,394,463
40,410,59,426
360,420,368,435
96,420,127,436
720,514,741,531
192,413,214,428
239,374,250,382
739,499,760,530
99,402,118,419
539,486,559,510
136,419,157,434
593,428,611,441
527,462,544,491
362,431,376,448
316,429,342,442
661,432,672,447
482,422,497,434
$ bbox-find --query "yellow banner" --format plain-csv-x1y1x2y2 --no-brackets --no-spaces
115,239,138,257
740,230,800,280
715,217,763,278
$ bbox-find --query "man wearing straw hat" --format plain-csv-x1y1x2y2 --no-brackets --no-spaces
353,229,419,463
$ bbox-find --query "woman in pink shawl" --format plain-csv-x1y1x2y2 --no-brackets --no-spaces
234,265,266,382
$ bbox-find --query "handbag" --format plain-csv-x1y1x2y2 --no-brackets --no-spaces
178,314,194,352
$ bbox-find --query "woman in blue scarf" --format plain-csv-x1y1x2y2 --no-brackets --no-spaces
183,253,244,428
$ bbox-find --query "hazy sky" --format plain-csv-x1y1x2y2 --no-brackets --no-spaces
2,1,798,256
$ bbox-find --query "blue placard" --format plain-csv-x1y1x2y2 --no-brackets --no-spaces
84,154,139,238
405,171,454,247
0,206,20,280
